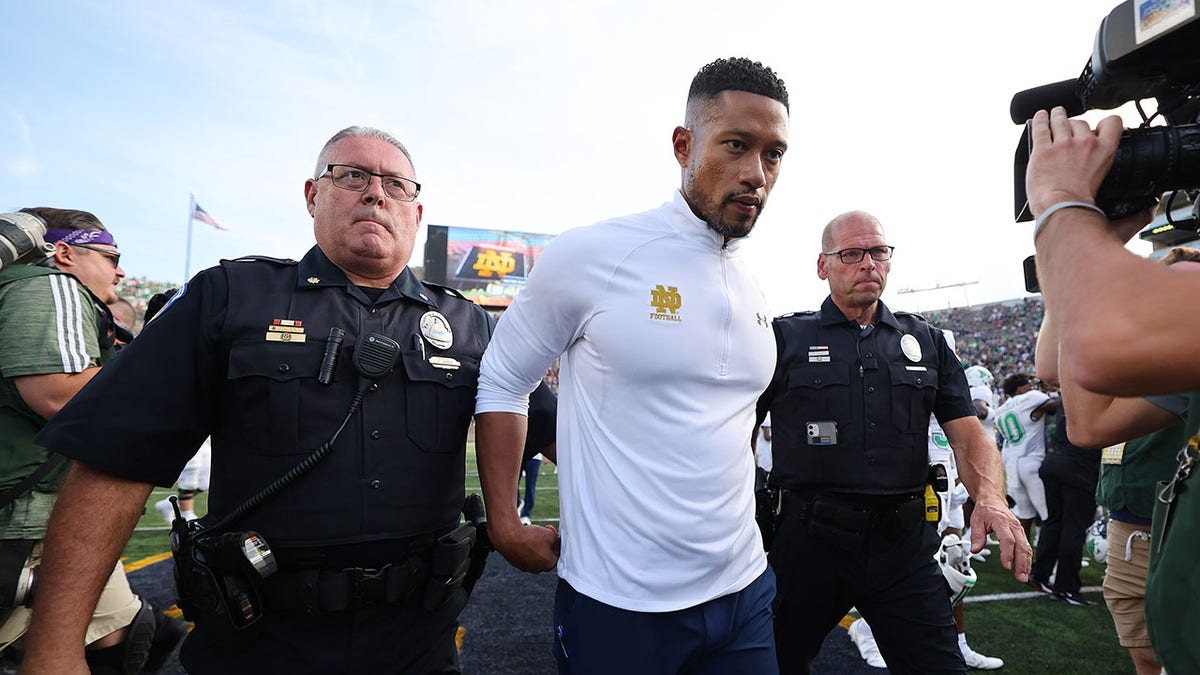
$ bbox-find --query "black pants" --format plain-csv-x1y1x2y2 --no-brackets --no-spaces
769,506,964,675
1032,453,1099,595
179,588,467,674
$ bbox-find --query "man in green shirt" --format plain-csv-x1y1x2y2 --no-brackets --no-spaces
0,207,174,673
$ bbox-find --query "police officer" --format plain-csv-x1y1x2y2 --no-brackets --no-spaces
20,126,553,674
758,211,1030,675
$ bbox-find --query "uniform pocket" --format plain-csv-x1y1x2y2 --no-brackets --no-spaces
889,364,939,433
227,341,324,455
401,350,480,453
784,363,851,426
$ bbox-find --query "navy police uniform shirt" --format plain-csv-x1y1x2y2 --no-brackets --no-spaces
758,296,975,496
38,245,552,549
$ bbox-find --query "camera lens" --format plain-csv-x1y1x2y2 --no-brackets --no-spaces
1098,124,1200,217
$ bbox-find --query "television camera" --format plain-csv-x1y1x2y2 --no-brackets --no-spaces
0,212,52,271
1011,0,1200,232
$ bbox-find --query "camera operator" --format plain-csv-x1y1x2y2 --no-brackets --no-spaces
1027,106,1200,673
0,208,175,673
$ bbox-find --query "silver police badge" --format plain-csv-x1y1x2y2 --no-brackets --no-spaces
900,334,922,362
419,311,453,350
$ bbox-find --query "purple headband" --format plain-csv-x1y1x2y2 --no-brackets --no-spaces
45,229,118,248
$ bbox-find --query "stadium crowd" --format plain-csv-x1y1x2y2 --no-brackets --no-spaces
925,297,1044,397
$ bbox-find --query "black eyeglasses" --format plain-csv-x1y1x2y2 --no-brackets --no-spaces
822,246,895,264
71,243,121,268
320,164,421,202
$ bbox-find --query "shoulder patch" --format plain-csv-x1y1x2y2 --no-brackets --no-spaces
222,255,298,266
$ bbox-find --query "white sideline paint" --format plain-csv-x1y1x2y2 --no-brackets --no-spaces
965,586,1103,604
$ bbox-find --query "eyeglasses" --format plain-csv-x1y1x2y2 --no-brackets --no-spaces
822,246,895,264
71,243,121,268
320,164,421,202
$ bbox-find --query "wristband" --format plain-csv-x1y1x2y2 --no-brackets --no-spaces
1033,201,1106,243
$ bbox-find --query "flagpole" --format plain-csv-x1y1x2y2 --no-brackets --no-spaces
185,193,195,282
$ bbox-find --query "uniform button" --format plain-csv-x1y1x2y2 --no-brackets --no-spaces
445,373,453,381
868,386,875,393
916,378,924,384
369,383,379,391
371,430,381,439
369,307,378,314
814,378,822,385
865,353,873,358
277,364,289,373
370,479,382,489
869,422,878,429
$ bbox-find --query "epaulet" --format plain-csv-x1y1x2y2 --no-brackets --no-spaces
895,310,928,322
420,280,468,301
221,255,298,266
777,310,818,319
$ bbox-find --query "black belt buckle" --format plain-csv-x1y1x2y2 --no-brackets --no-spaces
348,567,386,609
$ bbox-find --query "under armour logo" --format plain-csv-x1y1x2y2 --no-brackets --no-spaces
756,313,769,327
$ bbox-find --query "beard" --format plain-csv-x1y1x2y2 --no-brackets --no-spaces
684,174,763,240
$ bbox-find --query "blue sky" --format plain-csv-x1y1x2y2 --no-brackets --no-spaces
1,1,1141,311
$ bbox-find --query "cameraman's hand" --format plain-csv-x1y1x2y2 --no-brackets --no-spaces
1026,107,1123,217
490,520,560,573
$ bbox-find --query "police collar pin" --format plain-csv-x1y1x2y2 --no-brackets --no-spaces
419,311,453,350
900,334,922,362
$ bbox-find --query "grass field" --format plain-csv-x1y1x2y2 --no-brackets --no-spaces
126,445,1133,674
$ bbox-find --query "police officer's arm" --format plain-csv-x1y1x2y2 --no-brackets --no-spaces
21,463,152,675
942,416,1032,582
1029,108,1200,395
13,369,101,420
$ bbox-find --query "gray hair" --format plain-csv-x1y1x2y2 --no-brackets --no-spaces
314,126,415,179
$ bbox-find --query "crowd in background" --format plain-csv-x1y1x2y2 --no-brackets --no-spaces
925,296,1044,399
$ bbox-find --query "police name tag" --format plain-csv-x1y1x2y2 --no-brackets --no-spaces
428,356,461,370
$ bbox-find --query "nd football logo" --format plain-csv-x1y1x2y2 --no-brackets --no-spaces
649,285,682,322
472,249,518,278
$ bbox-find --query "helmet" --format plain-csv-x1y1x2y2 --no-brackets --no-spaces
1086,518,1108,564
965,365,994,390
936,533,977,606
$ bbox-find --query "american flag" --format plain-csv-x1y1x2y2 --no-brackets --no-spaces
192,202,228,231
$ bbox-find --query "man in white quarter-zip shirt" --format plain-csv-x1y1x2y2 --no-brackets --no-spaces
475,57,789,674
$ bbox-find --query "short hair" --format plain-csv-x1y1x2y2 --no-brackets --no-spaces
108,296,138,328
1002,373,1034,398
821,211,881,252
19,207,104,232
314,126,415,179
684,57,789,128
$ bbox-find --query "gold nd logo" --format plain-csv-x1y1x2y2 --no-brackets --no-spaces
649,284,682,322
472,250,517,278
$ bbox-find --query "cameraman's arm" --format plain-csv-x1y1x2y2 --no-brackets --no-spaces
13,369,100,420
1028,107,1200,395
1034,307,1059,385
1039,304,1177,446
21,463,152,675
